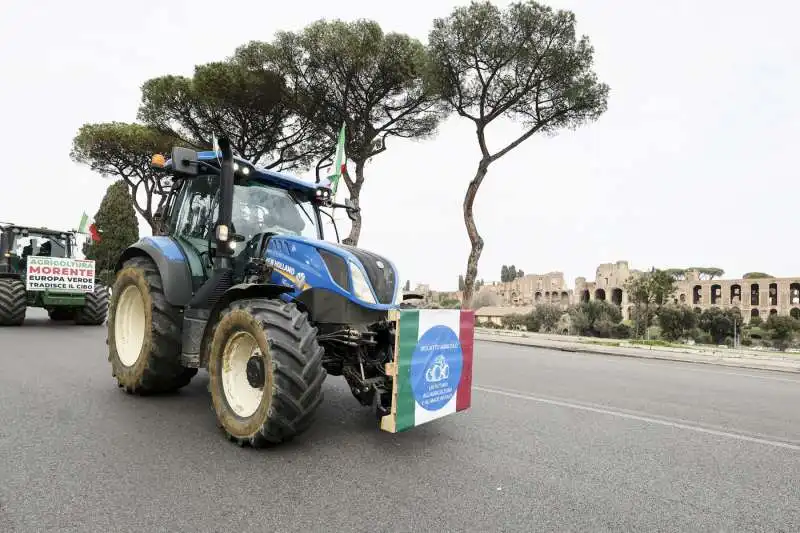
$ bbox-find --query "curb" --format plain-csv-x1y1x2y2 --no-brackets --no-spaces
475,334,800,374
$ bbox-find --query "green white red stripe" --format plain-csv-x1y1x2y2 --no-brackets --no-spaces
77,212,89,233
77,211,101,242
393,309,474,431
324,123,347,195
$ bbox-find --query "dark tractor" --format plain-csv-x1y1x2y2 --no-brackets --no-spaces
108,138,405,447
0,223,108,326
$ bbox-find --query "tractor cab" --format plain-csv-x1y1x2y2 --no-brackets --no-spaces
0,224,75,276
151,150,359,277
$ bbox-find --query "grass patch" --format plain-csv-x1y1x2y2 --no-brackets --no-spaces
581,340,621,347
628,339,675,348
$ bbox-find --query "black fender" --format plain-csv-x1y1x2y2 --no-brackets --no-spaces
196,282,295,367
209,282,294,320
116,241,193,306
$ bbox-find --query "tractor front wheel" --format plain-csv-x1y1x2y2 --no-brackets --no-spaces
207,298,326,447
0,279,26,326
107,256,197,394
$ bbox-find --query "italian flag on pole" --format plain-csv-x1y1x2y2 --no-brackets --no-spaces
324,123,347,196
383,308,474,432
78,212,101,243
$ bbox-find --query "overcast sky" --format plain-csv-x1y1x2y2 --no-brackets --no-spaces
1,0,797,291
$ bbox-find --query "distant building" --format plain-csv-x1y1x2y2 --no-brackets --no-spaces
484,272,572,307
412,260,800,325
575,261,800,323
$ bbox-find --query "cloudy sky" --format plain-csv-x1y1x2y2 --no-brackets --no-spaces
1,0,797,291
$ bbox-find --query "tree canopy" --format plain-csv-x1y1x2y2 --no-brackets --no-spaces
743,272,773,279
233,19,447,244
70,122,184,232
689,267,725,280
656,304,697,341
625,269,677,337
500,265,524,282
427,0,609,306
137,61,322,171
663,268,687,281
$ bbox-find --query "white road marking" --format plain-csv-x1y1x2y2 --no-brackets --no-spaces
474,385,800,451
475,340,800,384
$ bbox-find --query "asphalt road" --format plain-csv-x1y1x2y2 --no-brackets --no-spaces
1,310,799,532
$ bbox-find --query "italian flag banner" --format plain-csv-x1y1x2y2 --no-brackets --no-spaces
381,309,474,432
77,212,101,243
323,123,347,196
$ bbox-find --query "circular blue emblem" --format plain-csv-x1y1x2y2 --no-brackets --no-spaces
409,325,463,412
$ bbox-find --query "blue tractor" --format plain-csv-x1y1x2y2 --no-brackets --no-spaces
108,138,404,447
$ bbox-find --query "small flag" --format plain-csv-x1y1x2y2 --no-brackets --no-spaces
386,309,474,432
77,212,89,234
325,123,347,195
89,223,101,243
77,212,101,243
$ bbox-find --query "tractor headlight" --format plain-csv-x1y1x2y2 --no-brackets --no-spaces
315,187,332,205
349,261,376,304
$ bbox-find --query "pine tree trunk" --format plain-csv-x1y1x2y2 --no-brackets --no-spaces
343,160,365,246
461,158,490,308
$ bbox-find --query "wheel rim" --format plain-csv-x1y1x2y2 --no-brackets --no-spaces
114,284,146,367
222,331,266,418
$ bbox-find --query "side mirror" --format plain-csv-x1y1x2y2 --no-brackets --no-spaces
344,198,359,221
172,147,199,176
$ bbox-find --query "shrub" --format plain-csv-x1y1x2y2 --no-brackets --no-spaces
568,300,623,337
612,322,632,339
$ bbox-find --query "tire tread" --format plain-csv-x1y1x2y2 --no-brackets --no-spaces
214,298,326,447
75,285,110,325
0,279,26,326
110,256,196,394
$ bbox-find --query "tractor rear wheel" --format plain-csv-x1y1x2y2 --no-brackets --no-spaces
0,279,26,326
207,298,326,447
107,256,197,394
75,285,110,325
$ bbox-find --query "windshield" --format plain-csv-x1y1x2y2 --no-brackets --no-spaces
173,176,321,255
231,182,320,243
8,231,71,258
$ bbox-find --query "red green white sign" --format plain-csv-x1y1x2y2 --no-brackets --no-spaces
26,256,96,293
380,309,474,432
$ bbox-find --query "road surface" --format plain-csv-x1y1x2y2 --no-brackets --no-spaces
1,310,798,532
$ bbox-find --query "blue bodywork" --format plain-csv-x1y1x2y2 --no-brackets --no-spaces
142,236,186,262
264,235,399,311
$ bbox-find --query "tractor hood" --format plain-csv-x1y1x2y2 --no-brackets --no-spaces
262,235,400,309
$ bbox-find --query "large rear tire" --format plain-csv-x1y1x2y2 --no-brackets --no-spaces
75,285,109,325
0,279,26,326
107,256,197,394
207,298,326,447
